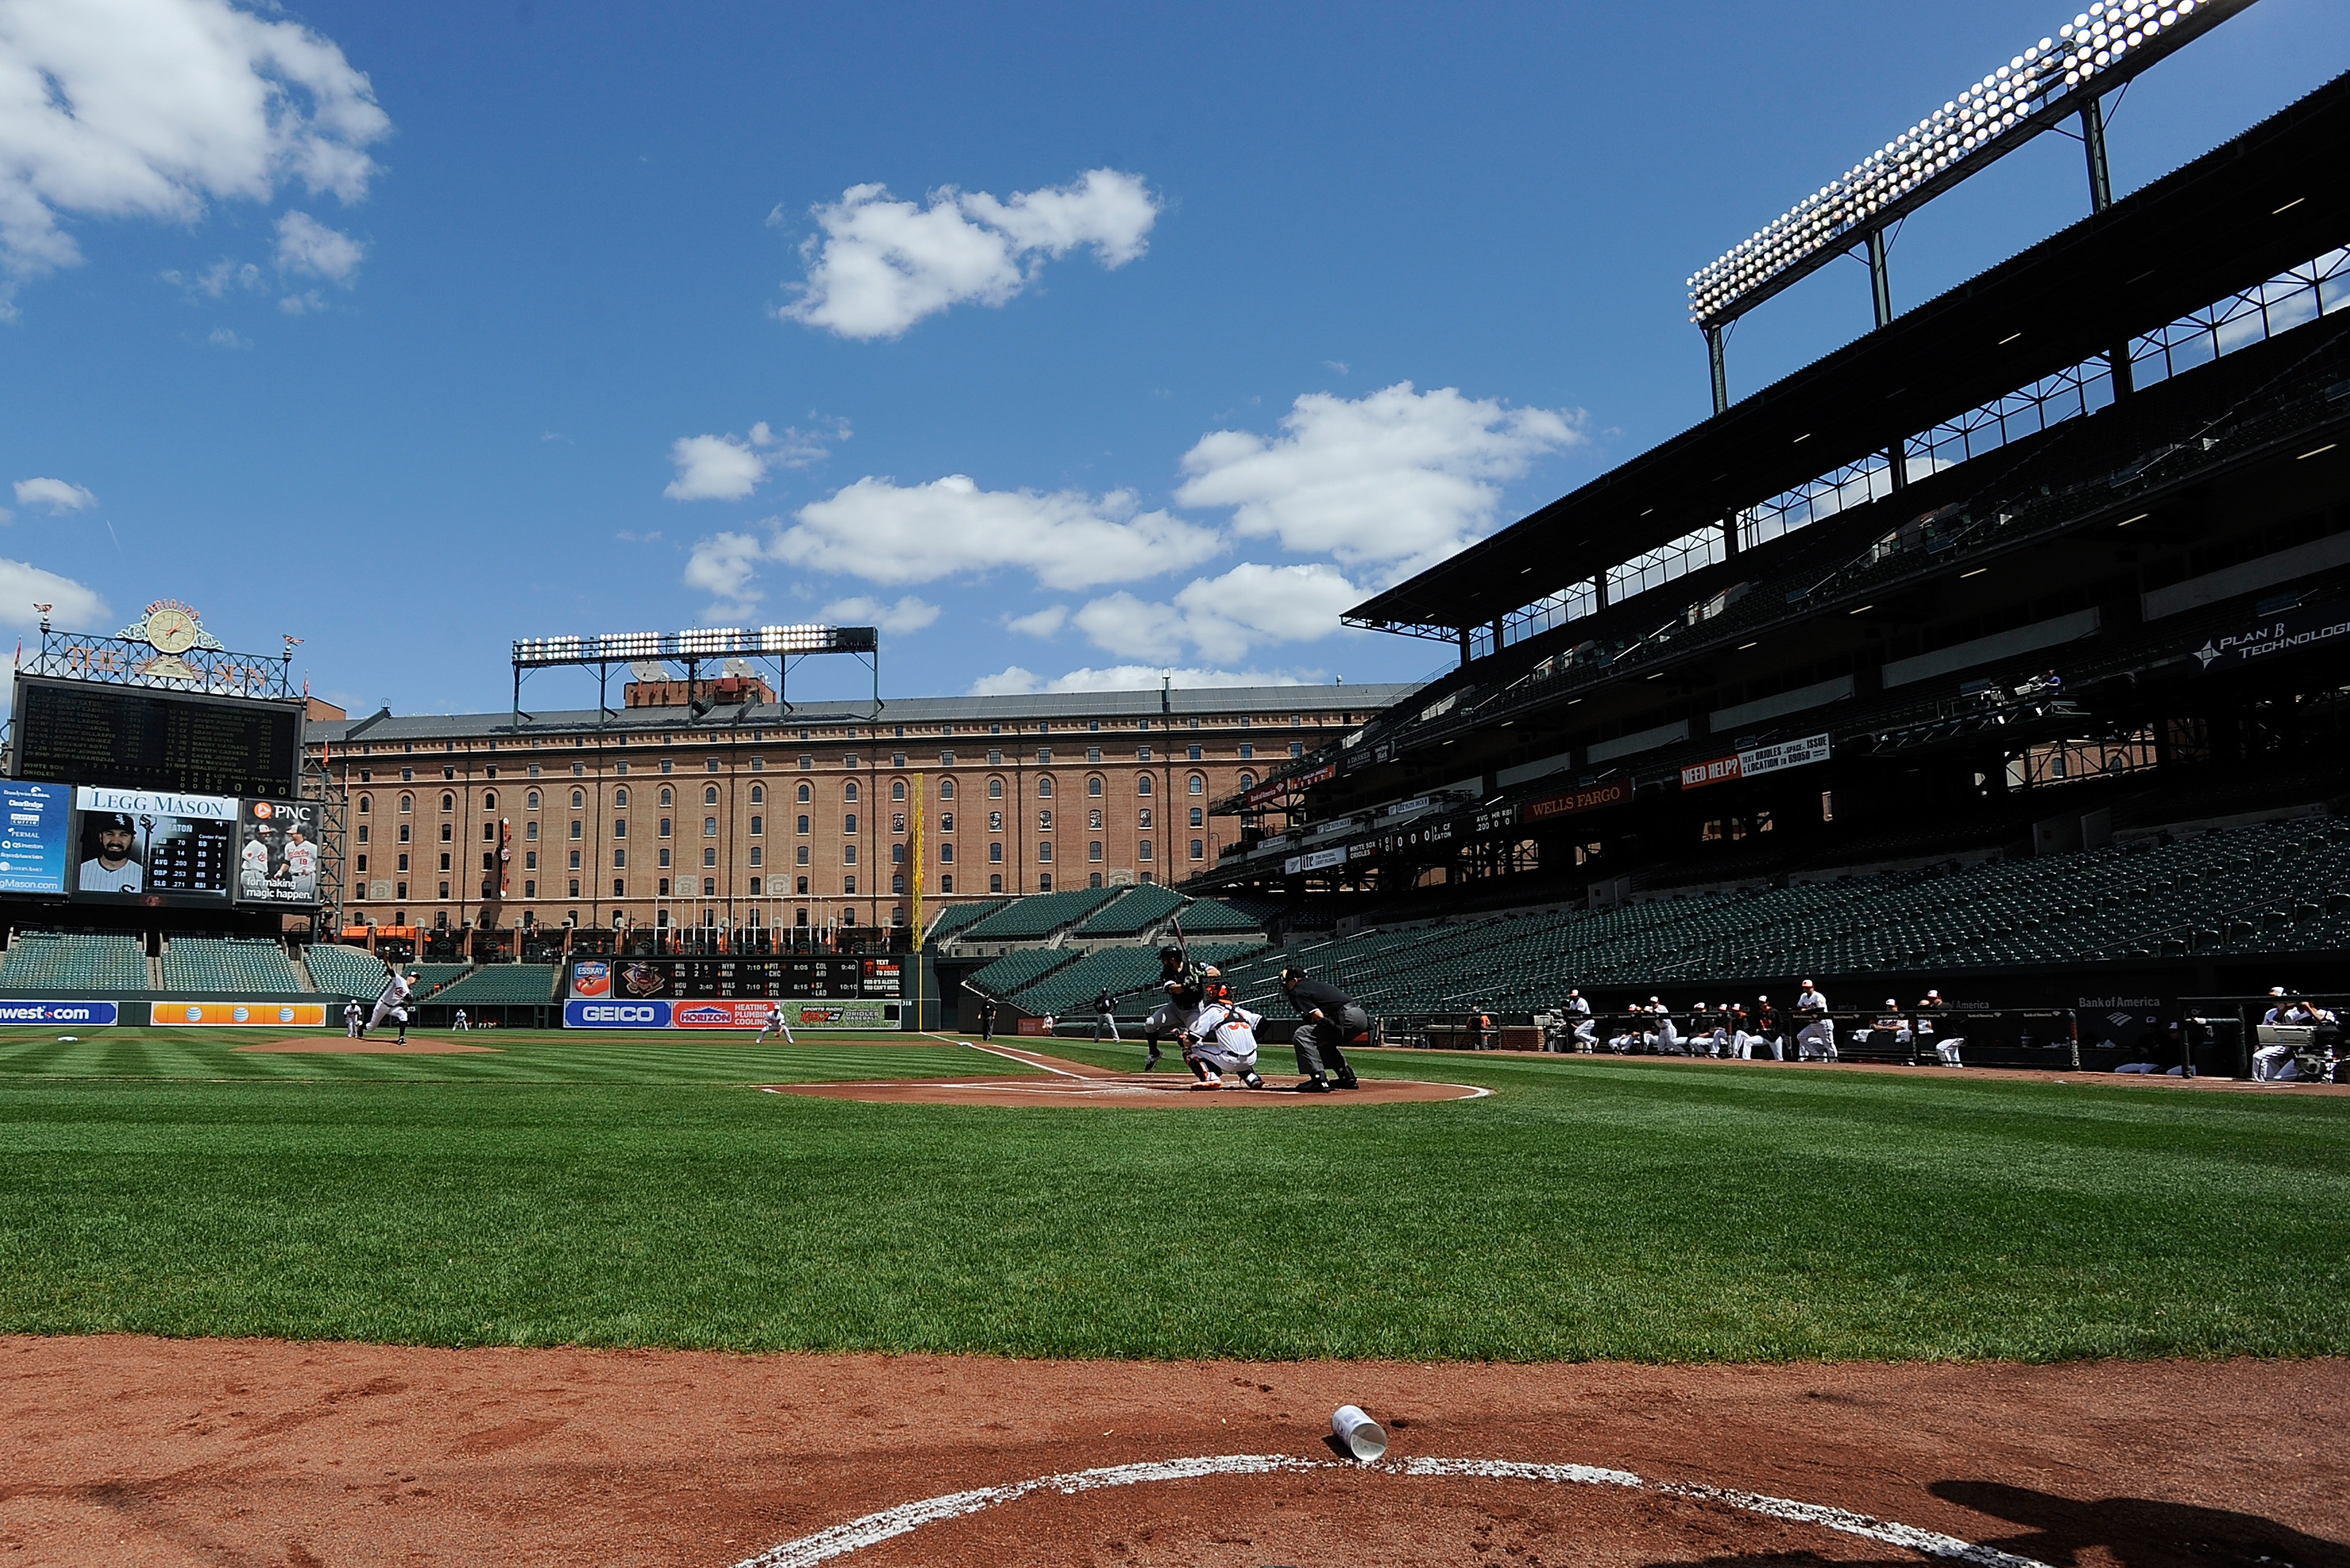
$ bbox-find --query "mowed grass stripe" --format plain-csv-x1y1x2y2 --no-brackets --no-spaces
0,1029,1016,1085
0,1050,2342,1361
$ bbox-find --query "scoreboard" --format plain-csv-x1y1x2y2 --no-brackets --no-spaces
12,676,302,799
578,956,902,1001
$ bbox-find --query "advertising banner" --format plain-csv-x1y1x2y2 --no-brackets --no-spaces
1680,754,1742,790
1281,847,1348,875
236,797,323,905
1241,763,1335,810
563,996,897,1030
0,1000,119,1027
71,786,237,902
0,780,73,895
1525,780,1631,820
565,999,673,1028
154,1001,328,1027
1740,732,1832,779
2191,598,2350,674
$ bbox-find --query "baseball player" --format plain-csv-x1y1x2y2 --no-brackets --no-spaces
1180,982,1266,1089
1565,989,1596,1052
281,826,316,893
362,969,416,1042
1795,979,1836,1060
344,997,363,1038
1915,989,1963,1065
757,1003,795,1044
239,831,272,894
1141,944,1217,1072
1278,966,1363,1092
1092,989,1121,1043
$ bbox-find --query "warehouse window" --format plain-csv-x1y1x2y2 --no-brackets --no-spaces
704,784,719,805
1137,775,1152,795
1188,774,1205,795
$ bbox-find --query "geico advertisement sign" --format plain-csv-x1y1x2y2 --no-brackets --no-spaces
564,999,674,1028
155,1002,328,1027
0,1000,120,1026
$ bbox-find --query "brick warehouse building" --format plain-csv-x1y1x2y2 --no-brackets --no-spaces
308,681,1412,936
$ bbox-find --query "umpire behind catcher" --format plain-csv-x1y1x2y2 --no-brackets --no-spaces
1279,966,1364,1092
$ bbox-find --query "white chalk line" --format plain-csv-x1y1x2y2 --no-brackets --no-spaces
728,1451,2054,1568
964,1042,1090,1077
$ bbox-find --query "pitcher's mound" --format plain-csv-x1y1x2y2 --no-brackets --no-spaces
234,1038,504,1054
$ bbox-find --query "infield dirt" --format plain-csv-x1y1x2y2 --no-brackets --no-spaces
3,1336,2342,1566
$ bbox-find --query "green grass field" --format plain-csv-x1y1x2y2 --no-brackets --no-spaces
2,1027,2344,1362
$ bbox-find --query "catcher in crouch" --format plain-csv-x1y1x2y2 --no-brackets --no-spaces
1178,981,1266,1090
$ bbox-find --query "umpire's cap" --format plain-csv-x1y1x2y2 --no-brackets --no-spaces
1279,965,1308,985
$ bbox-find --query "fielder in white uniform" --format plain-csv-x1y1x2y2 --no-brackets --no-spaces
364,971,416,1042
1181,988,1266,1089
240,836,272,894
1565,990,1596,1052
757,1004,795,1044
1795,980,1836,1060
344,998,363,1038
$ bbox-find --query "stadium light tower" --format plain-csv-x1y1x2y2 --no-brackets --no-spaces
510,624,882,729
1691,0,2257,416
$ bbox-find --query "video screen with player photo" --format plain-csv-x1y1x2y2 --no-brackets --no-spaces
71,787,237,902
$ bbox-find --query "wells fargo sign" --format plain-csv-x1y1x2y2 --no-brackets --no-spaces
1525,780,1631,819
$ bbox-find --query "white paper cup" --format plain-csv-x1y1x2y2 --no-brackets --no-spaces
1331,1403,1388,1460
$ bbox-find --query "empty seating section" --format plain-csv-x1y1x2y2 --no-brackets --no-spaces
1007,941,1269,1020
303,943,391,999
969,947,1080,997
1176,898,1263,933
1160,817,2350,1020
429,965,560,1005
0,931,147,991
161,937,304,993
408,963,474,999
962,887,1122,941
1073,885,1183,936
924,901,1005,944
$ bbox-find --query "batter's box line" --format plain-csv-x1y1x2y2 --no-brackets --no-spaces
729,1451,2053,1568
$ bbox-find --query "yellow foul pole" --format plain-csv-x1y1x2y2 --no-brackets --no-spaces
910,772,925,1030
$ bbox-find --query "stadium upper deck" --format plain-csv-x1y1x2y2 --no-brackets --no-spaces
1209,71,2350,901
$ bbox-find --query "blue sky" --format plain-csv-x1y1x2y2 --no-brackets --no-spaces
2,0,2344,719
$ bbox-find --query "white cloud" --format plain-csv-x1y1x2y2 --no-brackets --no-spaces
1175,382,1582,576
206,325,249,348
0,0,389,286
820,594,939,636
273,209,363,283
1004,605,1067,637
277,288,325,314
663,420,844,502
769,473,1219,591
161,256,262,298
13,476,95,511
969,663,1309,697
1072,561,1366,662
681,530,767,617
0,556,105,627
780,168,1159,340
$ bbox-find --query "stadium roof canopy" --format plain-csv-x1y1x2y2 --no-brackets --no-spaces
1346,70,2350,640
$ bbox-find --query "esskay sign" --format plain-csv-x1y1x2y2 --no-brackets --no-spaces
1680,732,1832,790
2192,598,2350,674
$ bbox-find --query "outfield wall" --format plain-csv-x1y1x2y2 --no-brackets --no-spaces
0,993,347,1027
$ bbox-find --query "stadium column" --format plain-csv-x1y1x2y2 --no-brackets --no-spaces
1867,230,1908,493
2080,93,2136,399
1705,325,1728,417
1457,625,1472,667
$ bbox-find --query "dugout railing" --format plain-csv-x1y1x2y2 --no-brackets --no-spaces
1407,1008,2086,1069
